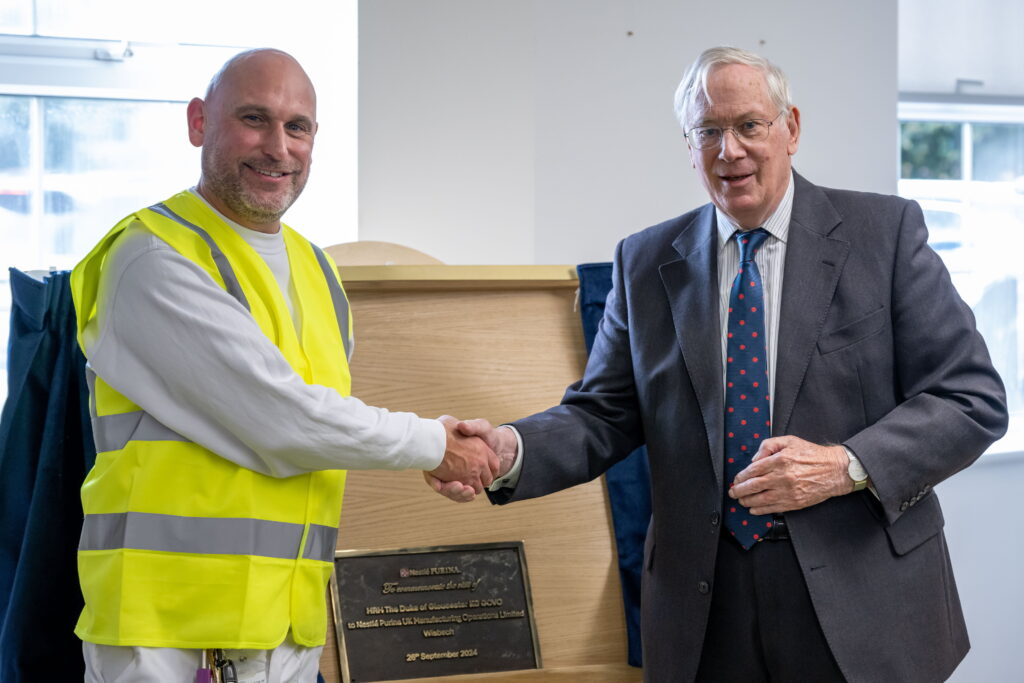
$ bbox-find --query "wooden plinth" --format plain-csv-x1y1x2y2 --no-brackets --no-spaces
318,264,640,683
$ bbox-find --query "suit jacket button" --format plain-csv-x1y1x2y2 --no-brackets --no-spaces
711,512,721,527
697,581,710,594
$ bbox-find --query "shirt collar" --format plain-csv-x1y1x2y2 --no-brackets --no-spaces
715,171,794,250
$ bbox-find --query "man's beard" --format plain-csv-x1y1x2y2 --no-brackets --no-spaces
201,148,305,226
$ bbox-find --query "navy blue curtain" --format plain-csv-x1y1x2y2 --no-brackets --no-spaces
576,263,651,668
0,268,94,681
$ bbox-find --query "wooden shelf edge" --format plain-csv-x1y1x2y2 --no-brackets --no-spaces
397,662,643,682
337,265,580,289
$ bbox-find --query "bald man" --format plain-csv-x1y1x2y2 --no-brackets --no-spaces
71,49,497,682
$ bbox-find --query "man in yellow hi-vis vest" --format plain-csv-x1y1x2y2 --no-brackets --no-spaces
71,49,498,682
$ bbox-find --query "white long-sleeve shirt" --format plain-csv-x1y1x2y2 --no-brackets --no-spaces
81,192,445,478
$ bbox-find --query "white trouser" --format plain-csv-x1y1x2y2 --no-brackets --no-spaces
83,630,323,682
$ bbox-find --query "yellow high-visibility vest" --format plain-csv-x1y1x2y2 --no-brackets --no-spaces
70,190,352,649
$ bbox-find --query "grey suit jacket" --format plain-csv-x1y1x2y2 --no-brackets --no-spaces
491,172,1008,682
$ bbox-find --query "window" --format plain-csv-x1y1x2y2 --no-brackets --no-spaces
0,1,358,408
0,95,196,398
899,101,1024,453
0,95,197,267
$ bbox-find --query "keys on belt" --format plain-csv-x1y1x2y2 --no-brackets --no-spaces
196,649,237,683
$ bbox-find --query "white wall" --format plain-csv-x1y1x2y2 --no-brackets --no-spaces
359,0,897,265
358,1,537,263
272,4,360,248
900,0,1024,97
940,452,1024,683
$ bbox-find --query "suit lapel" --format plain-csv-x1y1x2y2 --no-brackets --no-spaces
659,205,725,489
773,174,849,435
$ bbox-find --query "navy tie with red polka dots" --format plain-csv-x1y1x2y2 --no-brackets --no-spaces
724,228,773,549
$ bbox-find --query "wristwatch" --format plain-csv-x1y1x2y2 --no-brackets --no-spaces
845,448,869,491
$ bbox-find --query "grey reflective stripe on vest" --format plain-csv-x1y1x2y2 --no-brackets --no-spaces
92,410,191,453
85,367,191,453
311,244,354,360
80,511,337,563
303,523,339,564
86,365,98,422
148,202,251,312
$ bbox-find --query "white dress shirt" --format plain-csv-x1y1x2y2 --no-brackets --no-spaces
715,174,794,416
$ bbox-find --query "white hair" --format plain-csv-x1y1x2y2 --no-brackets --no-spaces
673,46,792,132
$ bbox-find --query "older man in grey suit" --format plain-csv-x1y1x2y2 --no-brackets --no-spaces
428,46,1008,682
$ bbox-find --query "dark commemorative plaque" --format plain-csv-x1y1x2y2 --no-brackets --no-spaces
330,541,541,682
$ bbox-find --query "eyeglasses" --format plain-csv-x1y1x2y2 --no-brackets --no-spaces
685,111,785,150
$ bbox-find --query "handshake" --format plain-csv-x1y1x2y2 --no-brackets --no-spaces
424,416,519,503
